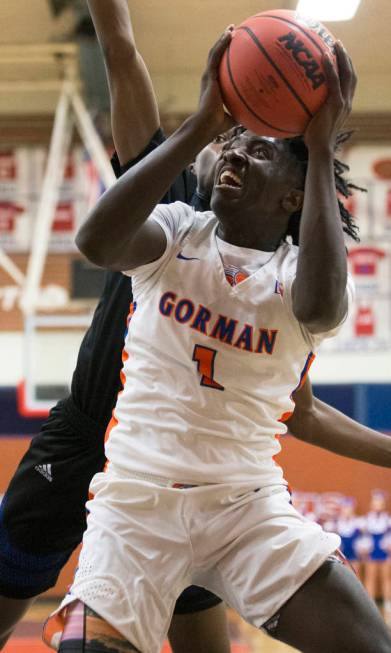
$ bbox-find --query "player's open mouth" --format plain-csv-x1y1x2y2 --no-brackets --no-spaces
215,167,244,190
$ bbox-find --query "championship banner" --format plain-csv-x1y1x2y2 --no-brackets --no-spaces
322,241,391,352
344,144,391,240
321,143,391,352
0,147,105,253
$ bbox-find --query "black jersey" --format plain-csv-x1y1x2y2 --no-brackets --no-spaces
70,130,199,429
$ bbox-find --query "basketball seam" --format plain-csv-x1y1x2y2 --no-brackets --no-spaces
253,14,327,57
225,40,298,136
240,26,313,119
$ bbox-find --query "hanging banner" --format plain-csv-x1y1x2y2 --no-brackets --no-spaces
0,147,106,253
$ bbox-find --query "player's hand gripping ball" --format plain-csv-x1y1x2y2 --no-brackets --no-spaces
219,9,338,137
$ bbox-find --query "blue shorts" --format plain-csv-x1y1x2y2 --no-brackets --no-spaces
369,533,389,562
340,536,358,562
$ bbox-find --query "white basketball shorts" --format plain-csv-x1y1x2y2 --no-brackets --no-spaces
44,465,340,653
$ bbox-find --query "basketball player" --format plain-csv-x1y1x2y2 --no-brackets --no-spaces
43,28,391,653
335,497,363,574
363,490,391,622
1,3,391,651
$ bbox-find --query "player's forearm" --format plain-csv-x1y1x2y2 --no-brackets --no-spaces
76,114,213,268
87,0,159,165
293,149,347,332
87,0,136,58
288,397,391,468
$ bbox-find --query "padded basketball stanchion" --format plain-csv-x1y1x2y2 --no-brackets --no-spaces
15,46,116,414
21,313,93,416
22,54,116,318
70,91,116,190
22,79,71,317
0,249,25,286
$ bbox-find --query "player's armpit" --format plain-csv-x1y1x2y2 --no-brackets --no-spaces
291,278,348,335
286,377,314,437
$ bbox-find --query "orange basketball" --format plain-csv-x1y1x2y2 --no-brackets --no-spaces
219,10,337,137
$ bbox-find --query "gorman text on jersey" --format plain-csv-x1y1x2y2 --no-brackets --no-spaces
159,290,278,354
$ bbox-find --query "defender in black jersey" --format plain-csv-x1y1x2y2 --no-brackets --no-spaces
0,1,229,647
0,131,211,594
0,131,227,653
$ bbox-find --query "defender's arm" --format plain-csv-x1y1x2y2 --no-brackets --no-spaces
87,0,159,164
287,378,391,467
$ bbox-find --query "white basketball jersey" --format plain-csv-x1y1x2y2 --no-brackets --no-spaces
105,202,351,485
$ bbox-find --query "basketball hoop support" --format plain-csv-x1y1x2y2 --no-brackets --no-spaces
0,43,117,412
20,312,94,416
22,50,116,316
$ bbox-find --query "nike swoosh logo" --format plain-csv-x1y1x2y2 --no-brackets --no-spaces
176,252,200,261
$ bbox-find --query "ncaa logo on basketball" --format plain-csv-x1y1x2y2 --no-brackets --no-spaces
277,32,325,90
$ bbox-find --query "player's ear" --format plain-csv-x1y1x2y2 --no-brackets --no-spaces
281,189,303,214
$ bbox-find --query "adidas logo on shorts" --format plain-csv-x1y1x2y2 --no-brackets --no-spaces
35,463,53,482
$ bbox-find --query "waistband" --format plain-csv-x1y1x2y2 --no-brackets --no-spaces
62,396,107,439
121,469,202,489
117,471,265,492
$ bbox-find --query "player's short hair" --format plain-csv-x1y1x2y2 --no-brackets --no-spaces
215,126,362,246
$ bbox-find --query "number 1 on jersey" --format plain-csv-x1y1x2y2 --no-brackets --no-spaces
192,345,225,391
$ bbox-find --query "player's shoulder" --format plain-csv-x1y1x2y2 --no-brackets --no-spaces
151,203,216,250
192,209,217,229
168,204,217,234
282,240,299,258
183,209,218,246
152,200,194,230
275,241,299,268
165,202,215,220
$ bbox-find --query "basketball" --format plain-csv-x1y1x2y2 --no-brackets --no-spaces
219,10,337,137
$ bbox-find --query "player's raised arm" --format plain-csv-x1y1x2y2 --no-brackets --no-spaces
287,378,391,467
291,42,357,334
76,28,234,271
87,0,159,164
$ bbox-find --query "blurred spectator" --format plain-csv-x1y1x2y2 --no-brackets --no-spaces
363,490,391,623
292,488,391,621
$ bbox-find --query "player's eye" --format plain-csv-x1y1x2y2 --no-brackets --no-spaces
213,134,227,144
252,144,273,159
253,147,267,158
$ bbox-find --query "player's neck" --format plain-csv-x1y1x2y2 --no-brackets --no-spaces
216,223,282,252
